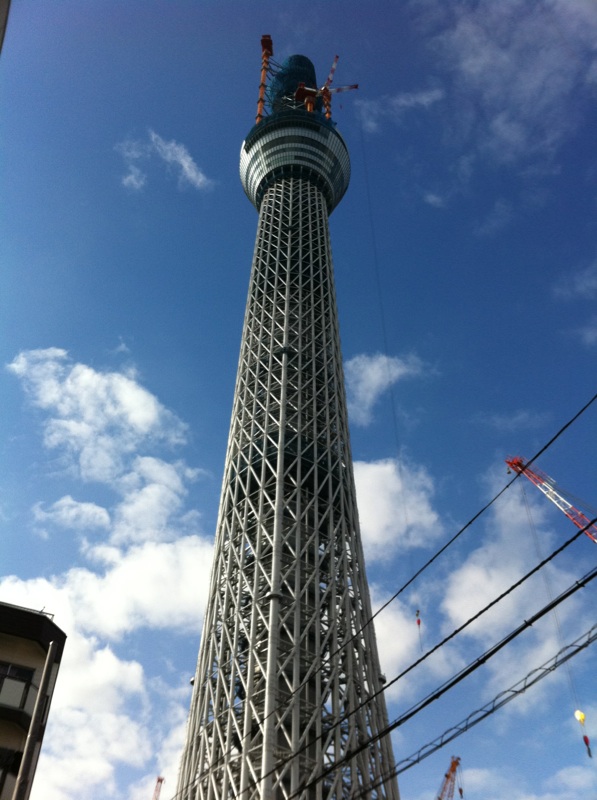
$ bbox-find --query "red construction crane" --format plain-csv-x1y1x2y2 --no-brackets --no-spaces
437,756,463,800
316,54,358,119
506,456,597,544
151,776,165,800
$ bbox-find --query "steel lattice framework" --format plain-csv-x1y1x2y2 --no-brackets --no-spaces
177,54,399,800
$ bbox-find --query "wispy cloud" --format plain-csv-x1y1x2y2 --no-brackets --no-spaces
430,1,597,166
148,130,212,190
440,465,584,709
473,408,551,432
115,129,214,191
553,260,597,300
345,352,426,426
459,763,597,800
356,88,444,133
423,192,446,208
575,316,597,347
552,261,597,346
474,198,513,237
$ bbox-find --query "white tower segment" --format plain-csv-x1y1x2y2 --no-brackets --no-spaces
177,52,399,800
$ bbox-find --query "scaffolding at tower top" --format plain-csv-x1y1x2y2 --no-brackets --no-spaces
255,35,358,125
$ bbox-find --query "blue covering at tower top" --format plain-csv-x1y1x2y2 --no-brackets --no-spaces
269,55,322,113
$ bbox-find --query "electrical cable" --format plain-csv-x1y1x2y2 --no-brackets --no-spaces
358,120,411,539
239,517,595,797
168,522,596,800
291,562,597,798
234,518,593,797
350,622,597,800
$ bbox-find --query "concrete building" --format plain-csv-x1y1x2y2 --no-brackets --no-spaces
176,39,399,800
0,602,66,800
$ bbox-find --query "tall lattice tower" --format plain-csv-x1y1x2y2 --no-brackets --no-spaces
177,37,399,800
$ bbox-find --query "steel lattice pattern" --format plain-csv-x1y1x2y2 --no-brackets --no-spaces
177,177,399,800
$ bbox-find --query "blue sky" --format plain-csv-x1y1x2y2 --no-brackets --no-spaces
1,2,597,799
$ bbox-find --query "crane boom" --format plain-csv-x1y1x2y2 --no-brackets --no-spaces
151,776,165,800
437,756,462,800
506,456,597,544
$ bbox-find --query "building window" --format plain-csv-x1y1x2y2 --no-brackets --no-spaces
0,662,35,711
0,747,22,795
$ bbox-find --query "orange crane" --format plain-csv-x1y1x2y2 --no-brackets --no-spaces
506,456,597,544
437,756,463,800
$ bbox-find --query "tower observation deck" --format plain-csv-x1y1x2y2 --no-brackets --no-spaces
177,42,399,800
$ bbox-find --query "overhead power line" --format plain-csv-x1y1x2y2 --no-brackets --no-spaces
351,622,597,800
247,518,592,793
395,622,597,774
292,563,597,798
173,537,596,800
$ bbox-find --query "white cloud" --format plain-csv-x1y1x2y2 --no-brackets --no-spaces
345,352,425,426
148,130,213,190
439,464,587,715
0,534,210,800
391,88,444,112
442,475,549,641
111,457,197,545
7,349,187,484
122,164,147,190
552,262,597,344
36,705,153,800
74,537,212,638
369,586,461,707
33,495,111,531
355,457,443,559
115,130,214,191
547,764,597,794
456,762,597,800
423,192,446,208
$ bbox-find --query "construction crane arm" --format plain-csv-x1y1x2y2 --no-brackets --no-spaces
506,456,597,544
437,756,462,800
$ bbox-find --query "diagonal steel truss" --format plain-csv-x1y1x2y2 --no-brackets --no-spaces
177,167,398,800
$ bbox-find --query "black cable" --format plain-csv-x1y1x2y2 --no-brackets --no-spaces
346,519,592,718
351,622,597,800
293,563,597,797
325,387,597,672
246,517,595,797
238,517,593,795
168,518,597,800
